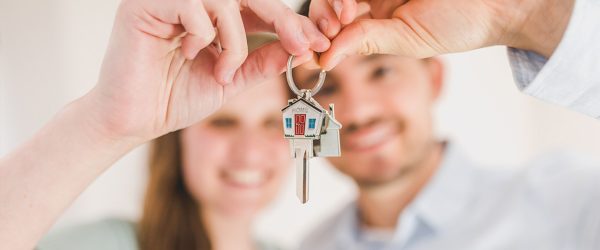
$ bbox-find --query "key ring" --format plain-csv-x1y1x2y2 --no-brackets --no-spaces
286,55,326,96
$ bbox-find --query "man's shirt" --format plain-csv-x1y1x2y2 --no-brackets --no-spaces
508,0,600,119
299,144,600,250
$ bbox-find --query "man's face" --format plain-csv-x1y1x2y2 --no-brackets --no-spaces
294,55,443,186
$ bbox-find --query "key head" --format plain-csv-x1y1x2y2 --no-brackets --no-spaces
282,97,327,140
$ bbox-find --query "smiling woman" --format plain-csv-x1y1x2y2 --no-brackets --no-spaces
36,34,291,250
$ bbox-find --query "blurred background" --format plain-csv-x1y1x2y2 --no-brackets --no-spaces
1,0,599,249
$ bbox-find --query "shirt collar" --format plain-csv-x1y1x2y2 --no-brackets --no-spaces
409,142,477,231
333,142,477,247
335,143,474,249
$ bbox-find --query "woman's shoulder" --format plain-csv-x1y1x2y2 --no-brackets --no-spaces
37,218,139,250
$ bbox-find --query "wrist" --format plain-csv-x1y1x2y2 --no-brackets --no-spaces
66,91,145,151
499,0,575,58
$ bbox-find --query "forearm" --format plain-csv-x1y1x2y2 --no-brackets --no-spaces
506,0,600,118
505,0,576,58
0,93,140,250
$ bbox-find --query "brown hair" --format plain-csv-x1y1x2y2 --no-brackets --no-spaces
137,34,282,250
137,131,211,250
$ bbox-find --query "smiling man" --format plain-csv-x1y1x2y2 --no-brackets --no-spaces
294,2,600,250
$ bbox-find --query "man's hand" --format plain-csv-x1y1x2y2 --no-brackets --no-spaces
309,0,575,70
89,0,325,143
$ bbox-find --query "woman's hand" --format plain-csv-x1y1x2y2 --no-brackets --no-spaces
1,1,326,248
309,0,574,70
89,0,326,143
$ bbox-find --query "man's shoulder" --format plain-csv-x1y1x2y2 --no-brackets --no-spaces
298,203,355,250
465,150,600,193
473,150,600,218
38,218,138,250
521,151,600,200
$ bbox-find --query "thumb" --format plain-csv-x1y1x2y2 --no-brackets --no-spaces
319,18,440,71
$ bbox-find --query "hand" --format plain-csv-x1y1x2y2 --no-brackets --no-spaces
87,0,321,143
309,0,575,70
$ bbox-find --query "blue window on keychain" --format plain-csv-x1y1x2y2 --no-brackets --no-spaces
285,118,293,128
308,118,316,129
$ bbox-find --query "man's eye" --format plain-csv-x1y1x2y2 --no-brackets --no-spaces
371,66,391,79
210,118,236,127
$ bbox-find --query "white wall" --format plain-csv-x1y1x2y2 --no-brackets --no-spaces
1,0,599,249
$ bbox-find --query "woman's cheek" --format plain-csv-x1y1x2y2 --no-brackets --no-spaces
271,137,292,178
182,130,231,200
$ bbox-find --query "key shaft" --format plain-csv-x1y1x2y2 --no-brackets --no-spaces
295,148,310,203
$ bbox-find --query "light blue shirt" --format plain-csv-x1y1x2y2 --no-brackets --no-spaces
299,144,600,250
507,0,600,119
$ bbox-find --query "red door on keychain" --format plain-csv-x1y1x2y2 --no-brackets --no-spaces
294,114,306,135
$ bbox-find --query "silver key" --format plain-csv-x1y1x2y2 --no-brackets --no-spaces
282,55,342,204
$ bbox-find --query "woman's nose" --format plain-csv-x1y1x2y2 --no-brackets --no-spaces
229,129,271,167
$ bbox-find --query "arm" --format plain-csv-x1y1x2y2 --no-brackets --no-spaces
308,0,575,69
0,96,139,250
507,0,600,119
308,0,600,119
0,0,324,248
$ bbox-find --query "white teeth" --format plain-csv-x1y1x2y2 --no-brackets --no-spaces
225,169,266,186
354,127,390,149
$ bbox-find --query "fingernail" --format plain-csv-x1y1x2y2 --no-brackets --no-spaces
333,0,343,20
318,18,329,34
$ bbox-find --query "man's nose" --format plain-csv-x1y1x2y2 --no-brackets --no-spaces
336,83,381,127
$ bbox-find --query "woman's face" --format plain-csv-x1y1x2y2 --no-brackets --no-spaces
180,77,290,217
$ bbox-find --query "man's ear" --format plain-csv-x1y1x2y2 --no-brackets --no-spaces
425,57,444,101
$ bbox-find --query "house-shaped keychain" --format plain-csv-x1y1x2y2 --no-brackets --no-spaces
282,55,342,203
282,96,342,158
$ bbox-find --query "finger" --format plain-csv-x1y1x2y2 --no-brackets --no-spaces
333,0,359,25
134,0,216,59
356,1,372,18
230,41,312,94
240,9,272,33
319,18,440,70
211,3,248,84
307,0,342,38
128,12,186,39
365,0,409,19
300,16,331,52
243,0,326,55
175,0,216,59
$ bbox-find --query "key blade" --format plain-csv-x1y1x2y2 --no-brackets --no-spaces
295,148,309,203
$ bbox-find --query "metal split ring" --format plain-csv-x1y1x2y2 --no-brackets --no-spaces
286,55,326,96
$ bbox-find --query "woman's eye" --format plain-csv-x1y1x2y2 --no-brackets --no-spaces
371,66,391,80
210,118,236,128
264,118,282,130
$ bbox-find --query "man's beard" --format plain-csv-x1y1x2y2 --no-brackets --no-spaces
353,140,439,189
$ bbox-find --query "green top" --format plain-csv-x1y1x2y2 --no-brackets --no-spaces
38,218,138,250
38,218,282,250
